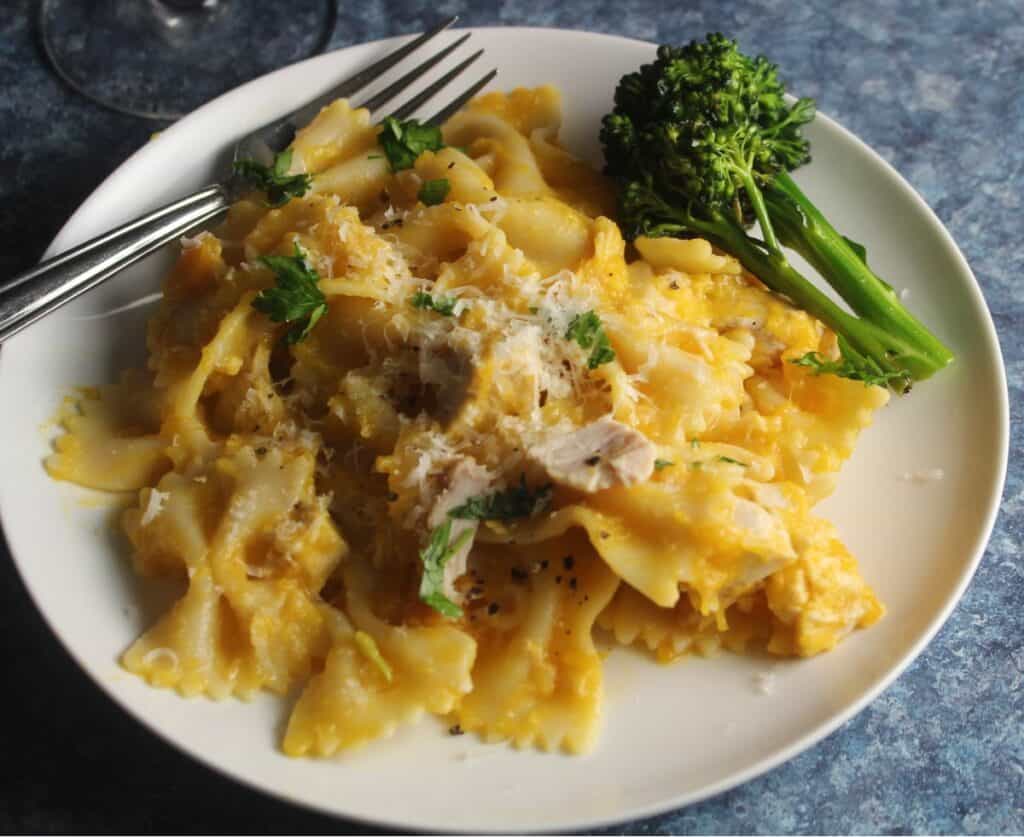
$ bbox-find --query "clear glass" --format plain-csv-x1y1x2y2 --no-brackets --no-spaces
39,0,337,121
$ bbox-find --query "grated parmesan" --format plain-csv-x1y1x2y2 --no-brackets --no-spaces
900,468,945,483
140,488,169,527
753,671,776,696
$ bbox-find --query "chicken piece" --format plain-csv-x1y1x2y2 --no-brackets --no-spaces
427,458,492,602
529,418,655,493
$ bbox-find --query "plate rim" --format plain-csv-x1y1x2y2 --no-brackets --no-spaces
0,25,1010,833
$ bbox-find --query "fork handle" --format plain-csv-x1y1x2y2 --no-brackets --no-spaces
0,185,230,345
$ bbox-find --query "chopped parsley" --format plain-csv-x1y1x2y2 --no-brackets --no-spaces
378,116,445,172
716,456,749,467
449,475,553,521
418,519,474,619
410,291,458,316
232,149,313,207
252,244,327,344
791,350,910,390
654,458,675,470
353,630,393,683
565,310,616,369
418,178,451,206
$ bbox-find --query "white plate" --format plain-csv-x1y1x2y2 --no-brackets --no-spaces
0,27,1009,833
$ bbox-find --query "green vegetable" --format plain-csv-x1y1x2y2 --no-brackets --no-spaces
410,290,458,316
252,244,327,344
449,475,553,521
600,33,953,392
654,458,675,470
378,116,445,171
353,630,393,683
716,456,748,467
418,178,451,206
418,519,474,619
232,149,313,207
792,341,911,387
565,310,616,369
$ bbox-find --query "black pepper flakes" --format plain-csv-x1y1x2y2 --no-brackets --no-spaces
569,577,578,590
540,559,549,570
487,602,500,615
584,455,600,466
449,724,464,736
562,555,575,570
386,491,398,502
669,280,680,290
255,447,267,456
599,531,610,539
555,575,562,584
448,161,456,169
489,196,498,202
510,566,529,583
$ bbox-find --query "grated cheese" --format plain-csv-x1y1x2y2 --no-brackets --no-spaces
140,488,169,527
900,468,945,483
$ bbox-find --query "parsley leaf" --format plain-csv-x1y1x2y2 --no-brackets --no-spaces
565,311,616,369
449,475,553,521
791,349,909,391
378,116,444,172
418,178,451,206
418,518,473,619
654,458,674,470
353,630,393,683
716,456,748,467
410,291,458,316
252,244,327,344
232,149,313,207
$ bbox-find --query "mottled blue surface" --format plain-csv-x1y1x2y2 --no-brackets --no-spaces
0,1,1021,833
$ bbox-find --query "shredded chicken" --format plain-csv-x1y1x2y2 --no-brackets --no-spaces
529,417,656,492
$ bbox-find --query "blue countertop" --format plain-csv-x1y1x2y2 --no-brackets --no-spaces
1,0,1020,832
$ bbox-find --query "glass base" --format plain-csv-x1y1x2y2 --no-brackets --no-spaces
39,0,337,121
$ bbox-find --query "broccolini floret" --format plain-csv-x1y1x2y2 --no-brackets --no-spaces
600,34,953,391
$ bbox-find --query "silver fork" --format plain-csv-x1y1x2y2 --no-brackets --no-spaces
0,18,495,346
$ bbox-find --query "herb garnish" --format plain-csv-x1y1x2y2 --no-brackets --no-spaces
565,311,616,369
418,519,474,619
378,116,445,172
791,349,910,391
252,244,327,344
410,291,458,316
450,475,553,521
232,149,313,207
418,178,451,206
716,456,749,467
353,630,393,683
654,458,675,470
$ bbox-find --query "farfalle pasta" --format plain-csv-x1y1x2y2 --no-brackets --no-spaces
47,85,885,756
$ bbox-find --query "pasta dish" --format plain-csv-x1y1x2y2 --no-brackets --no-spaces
47,85,888,756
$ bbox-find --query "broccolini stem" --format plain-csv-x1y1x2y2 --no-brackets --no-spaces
765,172,954,379
738,168,780,253
639,195,917,384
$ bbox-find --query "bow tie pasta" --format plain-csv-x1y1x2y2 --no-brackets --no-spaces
47,85,885,757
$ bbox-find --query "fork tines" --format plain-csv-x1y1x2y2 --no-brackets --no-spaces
321,17,496,126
